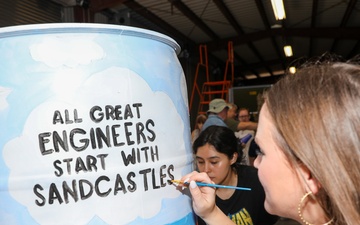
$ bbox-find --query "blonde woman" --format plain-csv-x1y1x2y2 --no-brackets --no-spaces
180,61,360,225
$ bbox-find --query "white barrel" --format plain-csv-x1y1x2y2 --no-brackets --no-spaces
0,23,194,225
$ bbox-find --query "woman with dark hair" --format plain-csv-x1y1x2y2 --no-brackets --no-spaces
192,125,278,225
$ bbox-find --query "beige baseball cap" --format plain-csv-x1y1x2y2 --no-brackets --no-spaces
207,98,229,114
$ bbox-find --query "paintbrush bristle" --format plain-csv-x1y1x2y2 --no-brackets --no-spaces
168,179,182,187
169,180,182,184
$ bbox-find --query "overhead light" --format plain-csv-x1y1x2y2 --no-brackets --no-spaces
271,24,282,29
273,70,285,75
259,72,271,77
271,0,286,20
283,45,293,57
289,66,296,74
245,74,257,80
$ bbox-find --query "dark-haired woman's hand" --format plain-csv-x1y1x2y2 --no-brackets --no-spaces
180,172,235,225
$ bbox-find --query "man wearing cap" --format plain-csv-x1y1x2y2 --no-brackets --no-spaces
201,99,258,133
201,98,229,132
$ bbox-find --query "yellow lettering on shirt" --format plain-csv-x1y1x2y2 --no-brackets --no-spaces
229,208,253,225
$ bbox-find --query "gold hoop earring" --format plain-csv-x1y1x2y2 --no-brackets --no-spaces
298,192,334,225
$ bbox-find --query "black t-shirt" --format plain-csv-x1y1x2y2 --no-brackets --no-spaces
197,165,278,225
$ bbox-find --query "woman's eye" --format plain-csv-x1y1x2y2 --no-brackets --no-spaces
210,161,218,165
255,148,264,156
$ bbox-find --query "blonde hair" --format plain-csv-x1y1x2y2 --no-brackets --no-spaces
265,61,360,224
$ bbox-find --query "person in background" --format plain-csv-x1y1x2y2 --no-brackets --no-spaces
191,114,207,143
235,108,255,165
226,103,238,120
203,98,257,133
237,107,251,122
222,102,258,133
225,105,256,165
201,98,229,132
192,125,278,225
179,60,360,225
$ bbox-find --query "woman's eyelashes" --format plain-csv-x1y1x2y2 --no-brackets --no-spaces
255,148,265,156
196,159,219,165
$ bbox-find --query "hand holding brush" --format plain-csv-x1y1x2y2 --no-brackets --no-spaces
169,179,251,191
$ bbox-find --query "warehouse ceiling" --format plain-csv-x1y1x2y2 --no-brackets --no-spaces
86,0,360,85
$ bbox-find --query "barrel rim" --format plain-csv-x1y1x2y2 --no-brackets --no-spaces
0,23,181,54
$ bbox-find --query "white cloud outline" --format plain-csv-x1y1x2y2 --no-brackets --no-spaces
3,67,188,225
29,35,105,68
0,86,11,111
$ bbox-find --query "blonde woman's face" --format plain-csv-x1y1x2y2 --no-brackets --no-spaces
254,104,303,219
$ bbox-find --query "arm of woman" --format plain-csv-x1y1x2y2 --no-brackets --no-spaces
181,172,235,225
237,121,257,131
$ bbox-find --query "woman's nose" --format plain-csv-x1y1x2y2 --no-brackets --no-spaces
203,162,211,173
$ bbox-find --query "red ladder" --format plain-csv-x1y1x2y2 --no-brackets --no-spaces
189,41,234,115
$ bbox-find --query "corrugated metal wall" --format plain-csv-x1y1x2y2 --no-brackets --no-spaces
94,12,108,24
62,7,109,23
62,7,75,22
0,0,62,28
